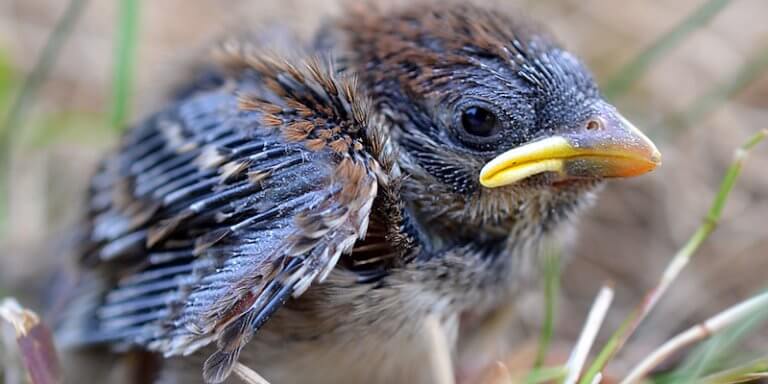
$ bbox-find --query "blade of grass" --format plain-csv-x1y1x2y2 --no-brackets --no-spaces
527,366,568,384
0,0,89,141
698,356,768,384
603,0,731,100
530,247,561,374
0,0,89,234
680,44,768,127
0,51,17,237
672,295,768,382
110,0,140,131
0,50,15,105
233,362,271,384
620,291,768,384
564,285,614,384
579,129,768,384
424,315,455,384
494,362,567,384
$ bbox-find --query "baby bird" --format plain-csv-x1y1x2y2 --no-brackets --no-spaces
54,3,660,384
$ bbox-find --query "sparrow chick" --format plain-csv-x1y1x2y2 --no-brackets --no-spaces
54,3,660,384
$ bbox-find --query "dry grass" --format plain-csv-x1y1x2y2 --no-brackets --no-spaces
1,298,60,384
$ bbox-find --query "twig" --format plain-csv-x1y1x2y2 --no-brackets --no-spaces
0,298,61,384
620,291,768,384
603,0,731,99
424,315,455,384
580,129,768,384
564,285,614,384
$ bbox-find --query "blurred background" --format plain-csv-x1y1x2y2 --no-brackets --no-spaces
0,0,766,380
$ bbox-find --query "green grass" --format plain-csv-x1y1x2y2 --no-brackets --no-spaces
527,366,568,384
0,0,138,232
603,0,731,100
531,247,561,373
0,50,17,234
680,45,768,127
670,296,768,383
697,356,768,384
0,0,90,155
0,0,89,235
110,0,140,131
578,6,768,376
579,130,767,384
0,50,14,96
24,112,116,148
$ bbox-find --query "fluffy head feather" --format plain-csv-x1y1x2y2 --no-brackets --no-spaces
339,3,602,232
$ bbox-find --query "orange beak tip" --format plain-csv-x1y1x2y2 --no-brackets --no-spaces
478,115,661,188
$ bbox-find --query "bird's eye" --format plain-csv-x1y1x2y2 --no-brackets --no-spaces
460,107,499,137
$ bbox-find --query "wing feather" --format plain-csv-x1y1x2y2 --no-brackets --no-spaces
58,51,388,384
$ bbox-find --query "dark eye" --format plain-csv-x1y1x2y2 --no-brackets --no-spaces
460,107,499,137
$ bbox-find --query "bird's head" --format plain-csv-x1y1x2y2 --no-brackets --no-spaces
340,4,660,232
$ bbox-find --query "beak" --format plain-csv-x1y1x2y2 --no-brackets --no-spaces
479,113,661,188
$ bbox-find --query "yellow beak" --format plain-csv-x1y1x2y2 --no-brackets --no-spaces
479,115,661,188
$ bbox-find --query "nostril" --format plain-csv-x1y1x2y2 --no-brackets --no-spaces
585,118,603,131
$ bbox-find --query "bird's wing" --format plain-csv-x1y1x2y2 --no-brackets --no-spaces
62,54,386,383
